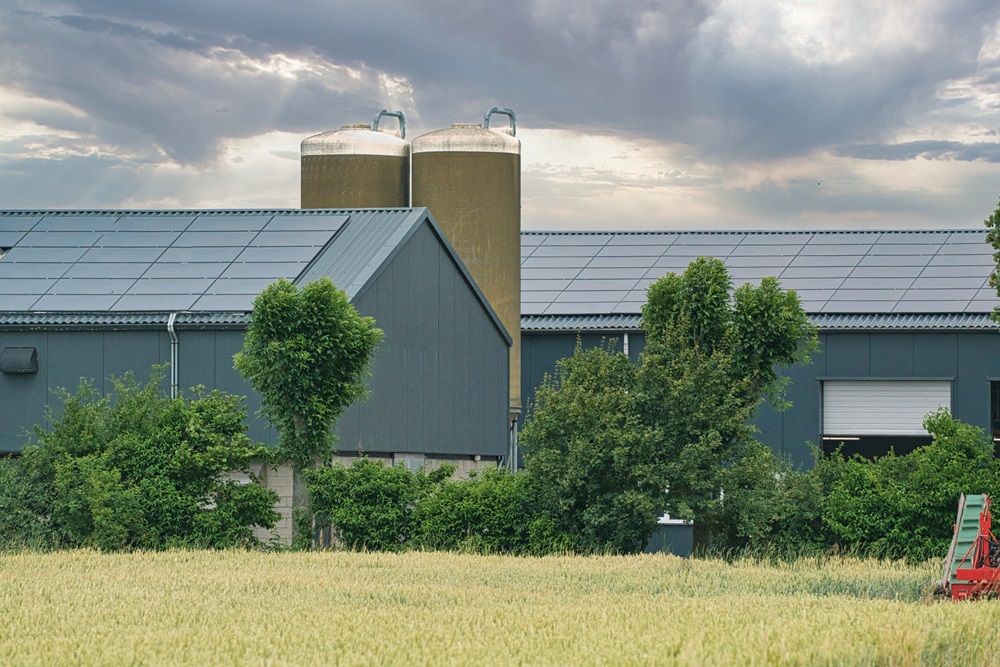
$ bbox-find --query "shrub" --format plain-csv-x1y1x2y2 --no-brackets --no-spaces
13,370,279,550
414,467,539,554
304,459,452,551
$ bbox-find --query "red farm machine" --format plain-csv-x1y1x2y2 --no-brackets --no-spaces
940,494,1000,600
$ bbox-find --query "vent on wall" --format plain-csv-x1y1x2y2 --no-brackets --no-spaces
0,347,38,374
0,247,10,260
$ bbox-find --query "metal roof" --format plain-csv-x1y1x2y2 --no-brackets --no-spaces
0,208,510,342
0,311,248,329
522,229,997,317
521,313,997,332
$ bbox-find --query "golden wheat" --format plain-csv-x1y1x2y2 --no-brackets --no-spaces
0,550,996,666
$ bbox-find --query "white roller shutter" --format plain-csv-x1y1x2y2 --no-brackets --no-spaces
823,380,951,436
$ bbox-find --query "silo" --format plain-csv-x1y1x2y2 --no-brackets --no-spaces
301,110,409,209
411,108,521,415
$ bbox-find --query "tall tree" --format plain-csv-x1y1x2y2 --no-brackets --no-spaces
234,278,383,471
638,257,818,547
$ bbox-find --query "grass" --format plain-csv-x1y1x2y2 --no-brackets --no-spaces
1,550,998,665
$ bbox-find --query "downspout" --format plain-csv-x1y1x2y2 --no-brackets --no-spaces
167,312,179,399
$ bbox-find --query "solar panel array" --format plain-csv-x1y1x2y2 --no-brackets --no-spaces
0,212,348,311
522,230,995,316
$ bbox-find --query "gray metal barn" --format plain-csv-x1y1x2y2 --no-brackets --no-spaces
519,229,1000,469
0,208,511,538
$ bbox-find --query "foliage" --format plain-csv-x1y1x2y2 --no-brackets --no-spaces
304,459,452,551
520,344,663,553
520,258,817,553
816,409,999,561
638,257,818,547
234,277,383,470
0,457,58,550
414,467,546,554
10,370,279,550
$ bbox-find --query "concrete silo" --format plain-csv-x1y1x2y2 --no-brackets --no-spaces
411,108,521,417
301,110,409,209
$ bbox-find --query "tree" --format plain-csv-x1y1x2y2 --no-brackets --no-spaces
520,343,663,553
520,258,817,554
637,257,818,548
13,370,279,550
234,278,383,471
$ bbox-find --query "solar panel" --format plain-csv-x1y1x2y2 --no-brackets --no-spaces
609,234,677,246
172,231,259,247
111,295,198,311
63,263,150,279
47,279,136,295
35,216,118,232
191,294,257,310
188,215,272,231
0,216,41,232
130,279,216,295
840,277,914,290
251,231,336,247
521,256,591,269
576,268,647,280
0,263,70,279
32,294,120,310
596,245,669,257
540,234,612,246
0,232,27,246
208,278,276,294
141,263,229,279
3,247,88,263
2,295,39,309
263,214,348,232
80,247,163,263
523,268,580,280
220,262,307,279
114,216,194,232
159,247,241,263
235,247,320,263
565,280,638,292
96,232,181,247
0,279,55,295
19,231,102,247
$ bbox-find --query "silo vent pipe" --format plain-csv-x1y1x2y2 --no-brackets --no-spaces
372,109,406,138
484,107,516,136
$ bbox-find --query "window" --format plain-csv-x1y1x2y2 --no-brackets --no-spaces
822,380,951,458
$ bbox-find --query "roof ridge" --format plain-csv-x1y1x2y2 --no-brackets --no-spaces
0,208,418,216
522,229,982,235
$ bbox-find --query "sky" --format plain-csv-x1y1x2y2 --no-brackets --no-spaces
3,1,1000,231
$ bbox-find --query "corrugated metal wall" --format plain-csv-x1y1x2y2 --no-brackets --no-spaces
520,329,1000,469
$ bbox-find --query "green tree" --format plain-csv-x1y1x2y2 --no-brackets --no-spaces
234,278,383,471
520,343,663,553
638,257,818,548
13,370,279,550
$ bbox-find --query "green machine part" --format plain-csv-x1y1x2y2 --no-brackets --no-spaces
943,493,987,586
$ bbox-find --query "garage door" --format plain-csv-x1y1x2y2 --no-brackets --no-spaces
823,380,951,436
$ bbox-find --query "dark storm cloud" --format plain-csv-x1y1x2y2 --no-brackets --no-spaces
5,1,1000,165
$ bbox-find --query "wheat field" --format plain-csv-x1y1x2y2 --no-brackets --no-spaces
1,550,999,666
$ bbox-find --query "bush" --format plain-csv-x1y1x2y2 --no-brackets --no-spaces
816,409,999,560
0,457,58,550
414,467,541,554
304,460,569,555
304,459,452,551
10,370,280,550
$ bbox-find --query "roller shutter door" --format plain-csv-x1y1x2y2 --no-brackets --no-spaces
823,380,951,436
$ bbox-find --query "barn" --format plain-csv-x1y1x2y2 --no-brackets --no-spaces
0,208,511,541
519,228,1000,469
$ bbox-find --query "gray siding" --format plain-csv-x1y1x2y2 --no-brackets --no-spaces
0,330,169,452
336,221,510,456
521,329,1000,469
